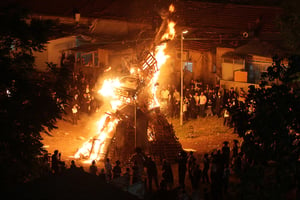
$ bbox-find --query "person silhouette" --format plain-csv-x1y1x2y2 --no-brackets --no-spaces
112,160,121,179
89,160,98,175
51,150,59,174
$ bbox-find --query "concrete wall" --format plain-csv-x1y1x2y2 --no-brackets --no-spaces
169,49,216,88
189,50,214,84
93,19,150,36
216,47,234,77
222,62,245,81
220,79,259,92
48,36,77,67
98,49,110,67
33,36,76,71
251,55,273,69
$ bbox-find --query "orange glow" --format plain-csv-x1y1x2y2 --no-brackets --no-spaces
74,4,176,162
169,4,175,13
99,78,121,98
74,114,119,161
161,21,176,41
149,19,176,109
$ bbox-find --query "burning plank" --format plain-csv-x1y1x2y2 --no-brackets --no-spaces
74,4,182,162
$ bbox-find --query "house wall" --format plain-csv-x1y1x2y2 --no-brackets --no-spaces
98,49,109,67
33,36,76,71
216,47,235,77
221,62,245,81
48,36,77,67
189,50,214,84
247,55,272,83
170,49,216,88
93,19,151,36
94,19,129,35
251,55,273,68
220,79,259,92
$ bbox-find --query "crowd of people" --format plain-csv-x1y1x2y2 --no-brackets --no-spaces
65,67,253,133
159,79,251,130
40,139,251,200
66,72,102,125
48,63,256,199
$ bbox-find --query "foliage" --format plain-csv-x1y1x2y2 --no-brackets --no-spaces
232,56,300,199
0,4,71,187
278,0,300,52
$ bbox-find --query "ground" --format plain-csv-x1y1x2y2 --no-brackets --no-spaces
42,112,241,167
41,112,242,198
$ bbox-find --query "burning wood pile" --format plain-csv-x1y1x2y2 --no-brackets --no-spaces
147,109,182,162
74,4,182,163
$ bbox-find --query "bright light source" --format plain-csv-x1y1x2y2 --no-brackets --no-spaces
182,30,188,34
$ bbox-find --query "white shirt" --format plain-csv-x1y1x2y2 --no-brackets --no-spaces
174,91,180,102
161,89,169,100
194,95,200,105
72,106,78,114
199,95,207,105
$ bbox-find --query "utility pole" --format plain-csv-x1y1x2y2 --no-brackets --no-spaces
180,30,188,126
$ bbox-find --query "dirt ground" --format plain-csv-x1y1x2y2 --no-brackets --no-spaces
42,112,242,197
42,112,241,167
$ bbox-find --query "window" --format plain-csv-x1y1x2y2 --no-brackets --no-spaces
82,53,93,66
184,62,193,72
80,51,98,67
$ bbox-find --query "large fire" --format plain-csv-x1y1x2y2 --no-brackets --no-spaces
74,4,176,162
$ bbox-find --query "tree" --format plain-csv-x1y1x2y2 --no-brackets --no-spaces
0,4,71,187
278,0,300,52
231,55,300,200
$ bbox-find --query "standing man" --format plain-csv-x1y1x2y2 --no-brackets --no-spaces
105,158,112,182
130,147,146,183
222,141,230,166
215,92,223,117
202,153,210,184
112,160,122,179
194,92,200,118
177,150,188,189
199,92,207,117
89,160,98,175
51,150,59,174
71,104,78,125
173,89,180,118
145,156,159,192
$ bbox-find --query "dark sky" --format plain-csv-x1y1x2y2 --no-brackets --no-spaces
1,0,284,18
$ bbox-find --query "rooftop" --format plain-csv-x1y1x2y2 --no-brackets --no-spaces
2,0,284,51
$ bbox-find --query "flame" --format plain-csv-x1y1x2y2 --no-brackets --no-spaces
74,114,119,161
74,5,176,162
99,78,121,98
149,20,176,109
98,79,125,111
161,21,176,41
169,4,175,13
130,67,135,74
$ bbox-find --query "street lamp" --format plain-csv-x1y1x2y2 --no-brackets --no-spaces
180,30,188,126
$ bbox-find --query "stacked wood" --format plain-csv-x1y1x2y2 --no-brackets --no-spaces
148,109,182,163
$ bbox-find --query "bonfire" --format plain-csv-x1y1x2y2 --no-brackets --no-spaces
74,4,182,163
